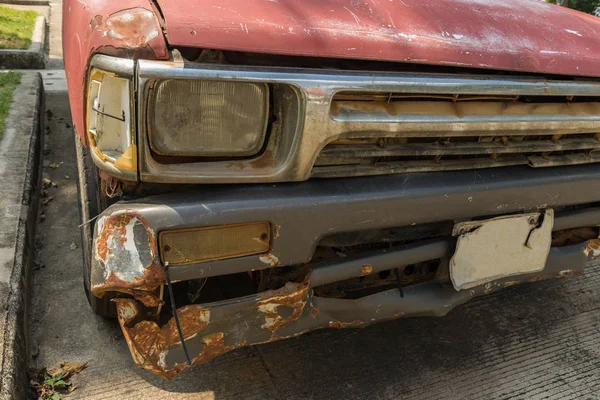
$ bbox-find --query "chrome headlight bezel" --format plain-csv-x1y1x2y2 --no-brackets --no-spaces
136,58,304,184
85,57,137,181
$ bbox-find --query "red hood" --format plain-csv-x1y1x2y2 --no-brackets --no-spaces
156,0,600,77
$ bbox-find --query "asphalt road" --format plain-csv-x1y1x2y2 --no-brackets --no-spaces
28,91,600,400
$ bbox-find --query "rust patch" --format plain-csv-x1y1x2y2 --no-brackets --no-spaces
555,269,583,279
115,299,218,380
309,307,320,318
329,320,365,329
273,224,281,239
584,239,600,260
115,279,311,379
225,162,247,170
258,281,309,334
259,252,280,267
392,312,405,319
361,264,372,276
92,210,166,307
249,150,276,169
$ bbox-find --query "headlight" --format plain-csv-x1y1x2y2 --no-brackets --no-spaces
149,79,269,157
87,68,136,176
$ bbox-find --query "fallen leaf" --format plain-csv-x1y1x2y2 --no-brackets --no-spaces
57,361,88,380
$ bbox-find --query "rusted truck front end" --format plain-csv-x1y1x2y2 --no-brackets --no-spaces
64,0,600,379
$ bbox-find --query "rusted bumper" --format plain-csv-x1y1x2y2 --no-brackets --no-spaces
113,241,598,379
88,165,600,378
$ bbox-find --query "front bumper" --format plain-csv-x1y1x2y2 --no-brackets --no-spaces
91,164,600,379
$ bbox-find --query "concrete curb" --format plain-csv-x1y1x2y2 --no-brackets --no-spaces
0,16,46,69
0,73,44,400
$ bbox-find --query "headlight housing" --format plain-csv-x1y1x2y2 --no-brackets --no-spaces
86,67,136,179
148,79,269,157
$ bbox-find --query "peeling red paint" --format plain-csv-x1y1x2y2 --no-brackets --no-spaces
63,0,169,146
92,8,160,48
156,0,600,78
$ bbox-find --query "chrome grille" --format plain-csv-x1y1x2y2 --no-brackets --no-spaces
313,91,600,178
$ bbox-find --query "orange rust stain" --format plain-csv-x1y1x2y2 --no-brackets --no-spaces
328,320,365,329
259,252,280,267
95,211,157,263
258,280,309,334
249,150,276,169
115,299,219,380
585,239,600,259
115,279,311,379
528,276,543,283
555,270,583,279
309,307,320,318
392,312,405,319
195,333,235,364
273,225,281,239
225,162,247,170
361,264,372,276
162,307,210,343
92,211,166,307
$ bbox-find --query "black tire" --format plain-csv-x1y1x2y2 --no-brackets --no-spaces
74,132,117,317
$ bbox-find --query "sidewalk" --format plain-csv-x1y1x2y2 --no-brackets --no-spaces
0,72,44,400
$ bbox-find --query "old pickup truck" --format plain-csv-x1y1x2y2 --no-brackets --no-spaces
63,0,600,379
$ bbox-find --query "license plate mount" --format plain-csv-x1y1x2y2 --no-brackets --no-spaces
450,209,554,291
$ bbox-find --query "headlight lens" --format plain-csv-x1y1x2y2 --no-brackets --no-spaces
87,68,136,172
149,79,269,157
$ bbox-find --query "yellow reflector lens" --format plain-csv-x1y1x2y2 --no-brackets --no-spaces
159,222,271,266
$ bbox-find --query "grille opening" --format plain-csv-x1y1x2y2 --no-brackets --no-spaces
311,222,449,299
322,88,600,178
551,227,599,247
313,260,440,300
314,134,600,178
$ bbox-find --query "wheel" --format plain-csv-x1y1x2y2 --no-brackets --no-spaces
74,132,117,317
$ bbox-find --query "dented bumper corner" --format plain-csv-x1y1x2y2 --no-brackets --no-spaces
91,211,166,308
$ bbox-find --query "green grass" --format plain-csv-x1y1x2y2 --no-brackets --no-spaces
0,6,38,49
0,72,21,137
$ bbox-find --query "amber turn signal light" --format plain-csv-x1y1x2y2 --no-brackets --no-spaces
159,222,271,266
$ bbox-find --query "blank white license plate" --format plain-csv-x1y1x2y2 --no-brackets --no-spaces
450,210,554,291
